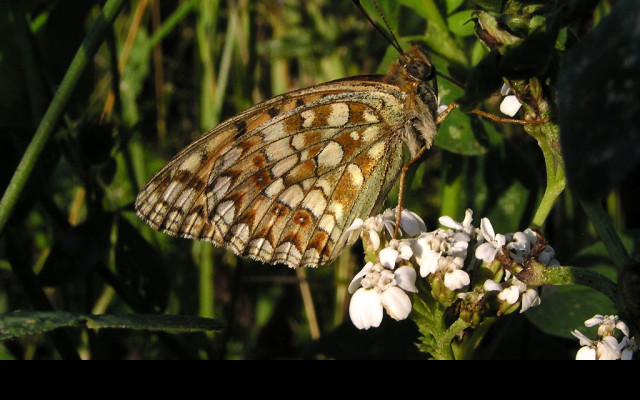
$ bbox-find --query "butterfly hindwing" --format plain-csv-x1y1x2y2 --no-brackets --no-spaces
136,77,410,268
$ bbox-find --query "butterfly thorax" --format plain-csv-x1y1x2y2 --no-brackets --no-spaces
383,43,439,158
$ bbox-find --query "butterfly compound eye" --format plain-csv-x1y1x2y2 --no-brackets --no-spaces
406,61,433,82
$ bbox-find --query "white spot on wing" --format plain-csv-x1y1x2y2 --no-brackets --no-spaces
264,138,294,162
262,120,287,143
301,189,327,218
278,185,304,208
347,164,364,187
317,141,343,168
216,201,236,224
272,154,299,178
328,202,344,223
301,110,315,128
327,103,349,126
368,141,386,160
181,151,204,171
362,126,379,142
318,214,336,233
265,178,285,198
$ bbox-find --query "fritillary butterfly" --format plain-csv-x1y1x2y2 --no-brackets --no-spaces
135,42,439,268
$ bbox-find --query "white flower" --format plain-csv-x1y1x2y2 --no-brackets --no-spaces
484,277,540,312
500,95,523,117
378,240,414,270
344,215,385,251
382,208,427,237
620,336,638,360
499,85,522,117
520,288,541,312
439,209,476,237
412,229,470,278
585,315,630,338
571,330,621,360
475,218,506,263
442,260,470,290
348,262,417,330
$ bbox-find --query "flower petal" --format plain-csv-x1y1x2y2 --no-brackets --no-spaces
349,288,383,330
571,330,594,347
483,279,503,292
345,218,364,233
598,336,621,360
575,346,597,360
500,95,522,117
395,266,418,293
444,269,470,291
480,218,495,242
520,289,541,313
348,262,374,294
379,247,399,270
584,315,605,328
367,230,380,252
400,209,427,236
475,243,498,263
439,216,463,231
380,286,412,321
616,320,630,337
417,247,441,277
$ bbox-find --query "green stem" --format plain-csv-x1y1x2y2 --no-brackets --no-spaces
580,199,630,271
0,0,125,237
523,261,618,303
527,123,567,228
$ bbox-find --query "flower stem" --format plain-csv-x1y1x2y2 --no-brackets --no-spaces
0,0,125,237
530,124,566,227
523,261,618,303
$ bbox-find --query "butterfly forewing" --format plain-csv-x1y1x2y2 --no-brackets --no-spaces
136,77,412,268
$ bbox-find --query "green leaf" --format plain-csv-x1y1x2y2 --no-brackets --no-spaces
0,311,85,341
0,311,225,342
85,314,225,333
436,113,500,156
445,0,467,14
558,0,640,201
447,10,475,37
471,0,504,13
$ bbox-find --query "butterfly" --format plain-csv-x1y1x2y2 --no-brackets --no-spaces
135,42,440,269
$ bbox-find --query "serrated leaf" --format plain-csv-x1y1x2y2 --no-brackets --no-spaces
0,311,85,341
85,314,225,333
558,0,640,201
0,311,224,342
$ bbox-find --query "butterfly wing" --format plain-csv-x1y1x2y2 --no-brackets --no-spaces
136,77,410,268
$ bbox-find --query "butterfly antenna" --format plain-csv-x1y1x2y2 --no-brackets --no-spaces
352,0,404,55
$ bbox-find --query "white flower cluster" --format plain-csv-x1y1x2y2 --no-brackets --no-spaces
572,315,637,360
347,208,560,329
479,221,559,314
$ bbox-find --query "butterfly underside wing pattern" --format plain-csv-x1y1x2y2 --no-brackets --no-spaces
136,43,439,268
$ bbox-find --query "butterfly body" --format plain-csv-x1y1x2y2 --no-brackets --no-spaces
136,43,438,268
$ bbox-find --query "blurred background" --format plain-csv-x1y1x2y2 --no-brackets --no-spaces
0,0,635,359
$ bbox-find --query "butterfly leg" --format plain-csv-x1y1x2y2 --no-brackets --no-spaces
393,145,429,239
